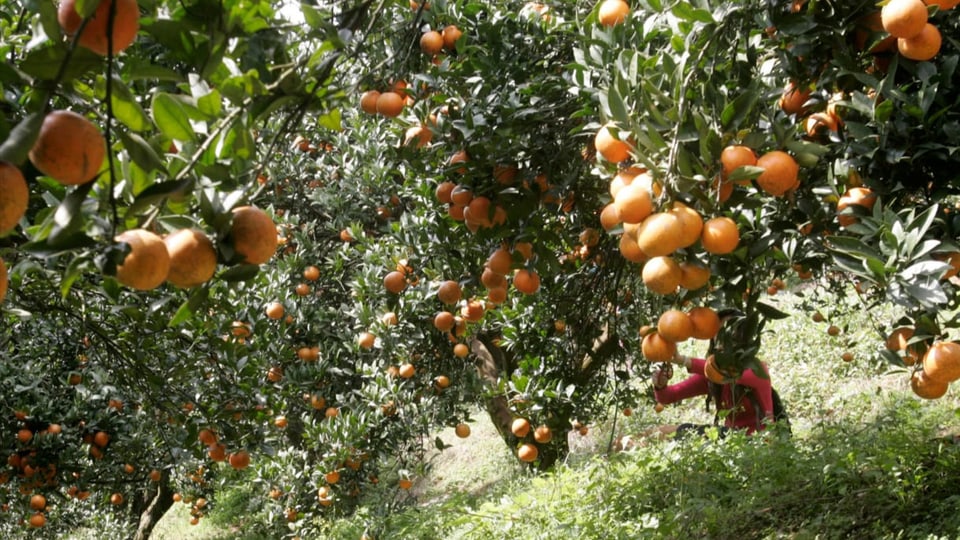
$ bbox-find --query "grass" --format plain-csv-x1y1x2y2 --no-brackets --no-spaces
154,286,960,539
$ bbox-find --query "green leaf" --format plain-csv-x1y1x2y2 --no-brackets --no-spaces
116,130,167,174
0,112,44,166
605,84,630,126
721,87,758,130
109,77,151,132
219,264,260,282
671,2,714,23
152,93,197,142
726,165,764,183
48,182,95,247
74,0,100,17
125,177,194,217
19,45,102,82
317,108,342,132
756,301,789,320
169,287,210,327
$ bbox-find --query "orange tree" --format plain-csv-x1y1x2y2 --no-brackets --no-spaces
3,0,960,538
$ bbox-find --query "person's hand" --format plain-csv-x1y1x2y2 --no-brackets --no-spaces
652,363,672,390
671,353,691,368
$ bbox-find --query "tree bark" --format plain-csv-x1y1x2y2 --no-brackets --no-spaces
470,334,515,442
132,473,174,540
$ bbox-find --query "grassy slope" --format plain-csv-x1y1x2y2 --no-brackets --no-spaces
157,287,960,539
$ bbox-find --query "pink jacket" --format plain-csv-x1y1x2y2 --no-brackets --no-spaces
653,357,774,434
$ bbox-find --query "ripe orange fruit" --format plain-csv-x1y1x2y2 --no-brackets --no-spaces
517,443,539,462
383,270,407,294
598,0,630,27
433,311,455,332
464,196,493,228
437,280,462,304
403,125,433,148
398,363,415,379
827,325,841,336
28,512,45,528
923,341,960,383
704,355,733,384
700,217,740,255
29,110,105,186
228,450,251,470
110,492,124,505
482,266,508,289
460,299,485,321
29,494,46,511
687,306,721,340
325,470,340,484
360,90,380,114
420,30,443,55
912,370,948,399
678,261,711,291
608,166,645,198
599,203,621,231
487,286,507,304
58,0,140,55
513,269,541,294
435,181,456,204
756,151,799,197
453,342,469,358
635,212,683,257
613,184,653,224
885,327,915,351
881,0,928,38
198,428,217,446
149,469,162,482
266,365,283,382
163,229,218,288
533,425,552,443
455,423,471,438
0,162,28,235
720,145,758,182
93,430,110,448
486,247,513,275
398,478,413,490
376,91,405,118
837,187,877,227
778,82,811,115
897,23,941,61
114,229,171,290
511,418,531,438
641,332,677,361
594,123,632,164
357,331,376,350
658,309,693,342
669,202,704,249
618,232,648,263
442,25,463,50
642,255,681,295
265,302,284,320
303,265,320,281
230,206,277,265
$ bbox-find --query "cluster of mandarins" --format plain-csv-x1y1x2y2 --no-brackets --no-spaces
7,418,118,528
0,1,278,298
908,340,960,399
357,24,461,122
640,307,721,361
509,417,553,463
882,0,954,62
594,124,746,296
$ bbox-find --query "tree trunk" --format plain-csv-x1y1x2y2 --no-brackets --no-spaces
470,334,515,442
131,472,174,540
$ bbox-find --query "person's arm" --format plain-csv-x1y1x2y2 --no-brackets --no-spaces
736,364,775,420
654,370,709,405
